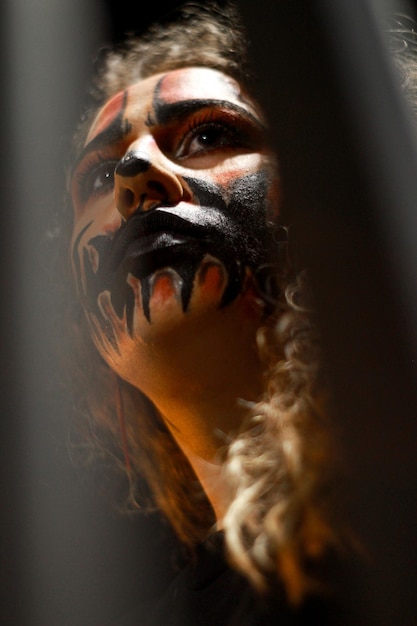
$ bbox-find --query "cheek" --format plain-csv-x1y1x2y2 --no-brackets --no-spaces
262,177,280,225
265,159,281,220
209,154,266,188
71,200,122,268
73,196,122,239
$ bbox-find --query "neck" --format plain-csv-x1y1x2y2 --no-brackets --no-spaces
130,295,267,521
183,450,232,525
150,353,262,522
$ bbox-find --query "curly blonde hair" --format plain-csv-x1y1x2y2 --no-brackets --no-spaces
222,272,348,603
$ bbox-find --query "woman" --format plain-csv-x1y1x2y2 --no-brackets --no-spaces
63,1,359,623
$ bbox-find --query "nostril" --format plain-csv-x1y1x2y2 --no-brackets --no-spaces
121,188,135,211
147,181,166,195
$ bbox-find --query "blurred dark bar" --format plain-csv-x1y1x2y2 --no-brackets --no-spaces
239,0,417,624
0,1,178,624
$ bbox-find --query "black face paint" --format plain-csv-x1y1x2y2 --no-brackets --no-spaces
74,171,286,338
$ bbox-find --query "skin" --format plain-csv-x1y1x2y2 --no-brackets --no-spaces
70,67,282,521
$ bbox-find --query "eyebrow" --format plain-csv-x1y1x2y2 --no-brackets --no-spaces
71,97,265,178
151,98,264,130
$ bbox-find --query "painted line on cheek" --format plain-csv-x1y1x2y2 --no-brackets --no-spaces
151,273,179,304
71,221,92,295
198,263,226,298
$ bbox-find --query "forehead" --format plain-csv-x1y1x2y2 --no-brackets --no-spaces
151,66,244,103
86,67,256,143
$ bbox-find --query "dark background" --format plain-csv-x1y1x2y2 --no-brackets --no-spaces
0,2,185,625
1,0,417,624
100,0,417,42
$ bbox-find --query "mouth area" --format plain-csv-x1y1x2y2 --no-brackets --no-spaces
108,208,220,272
125,232,191,258
80,203,278,333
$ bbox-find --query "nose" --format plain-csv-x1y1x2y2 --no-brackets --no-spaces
114,150,184,219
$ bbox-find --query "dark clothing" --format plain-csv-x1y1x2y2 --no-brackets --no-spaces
116,532,356,625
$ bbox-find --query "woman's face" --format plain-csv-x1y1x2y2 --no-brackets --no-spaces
69,67,281,390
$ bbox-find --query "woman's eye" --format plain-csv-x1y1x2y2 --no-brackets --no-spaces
77,159,119,202
177,123,243,158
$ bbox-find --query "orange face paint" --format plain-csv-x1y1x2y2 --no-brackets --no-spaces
86,90,127,143
151,272,179,305
198,262,226,299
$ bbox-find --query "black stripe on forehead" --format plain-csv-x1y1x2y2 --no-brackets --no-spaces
146,76,264,129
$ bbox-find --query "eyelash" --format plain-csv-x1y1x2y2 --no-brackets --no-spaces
74,152,118,204
176,112,251,158
73,112,258,204
186,112,233,138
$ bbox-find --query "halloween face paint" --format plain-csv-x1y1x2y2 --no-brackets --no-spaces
70,67,283,377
